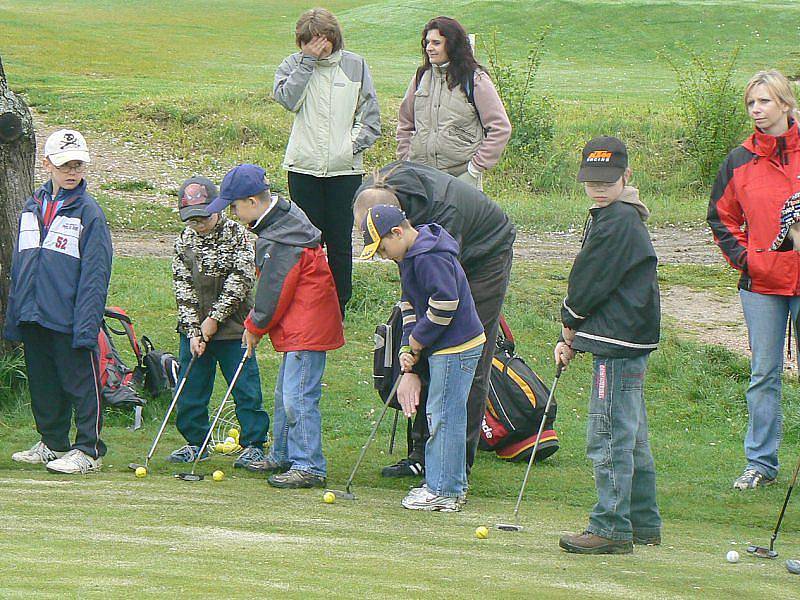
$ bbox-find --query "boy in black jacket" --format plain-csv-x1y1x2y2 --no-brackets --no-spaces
555,136,661,554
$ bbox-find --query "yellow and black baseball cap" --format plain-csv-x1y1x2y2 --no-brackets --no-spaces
359,204,406,260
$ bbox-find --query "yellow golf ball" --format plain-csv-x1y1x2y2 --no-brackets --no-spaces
323,491,336,504
228,428,240,440
221,443,234,454
475,526,489,539
214,443,225,453
135,466,147,478
212,470,225,482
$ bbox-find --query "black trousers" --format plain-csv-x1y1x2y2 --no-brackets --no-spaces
20,324,106,458
287,171,362,317
407,249,513,472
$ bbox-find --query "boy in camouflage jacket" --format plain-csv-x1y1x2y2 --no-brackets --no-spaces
169,176,270,468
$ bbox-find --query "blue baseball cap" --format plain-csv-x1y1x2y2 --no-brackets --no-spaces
205,164,269,213
359,204,407,260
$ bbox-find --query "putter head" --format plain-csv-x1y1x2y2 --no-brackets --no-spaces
324,488,356,501
496,523,523,532
175,472,204,481
747,544,778,559
128,463,145,471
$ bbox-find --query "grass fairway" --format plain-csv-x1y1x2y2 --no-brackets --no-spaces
1,258,799,597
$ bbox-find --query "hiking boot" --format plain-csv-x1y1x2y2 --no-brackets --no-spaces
245,456,291,474
381,458,424,478
401,486,461,512
45,449,102,474
233,446,265,469
633,534,661,546
166,444,209,464
733,468,776,490
559,531,633,554
268,469,326,489
12,441,66,465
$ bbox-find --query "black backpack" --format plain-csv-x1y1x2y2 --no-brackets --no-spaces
136,336,180,398
479,317,559,462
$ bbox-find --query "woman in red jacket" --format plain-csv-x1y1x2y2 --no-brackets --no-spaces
708,70,800,490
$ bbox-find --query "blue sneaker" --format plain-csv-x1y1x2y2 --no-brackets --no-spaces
233,446,265,469
166,444,209,463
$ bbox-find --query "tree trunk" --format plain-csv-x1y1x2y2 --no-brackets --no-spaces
0,55,35,351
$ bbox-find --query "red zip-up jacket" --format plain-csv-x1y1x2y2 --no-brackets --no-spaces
708,122,800,295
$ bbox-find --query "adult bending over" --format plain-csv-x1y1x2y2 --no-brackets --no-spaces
274,7,381,317
708,70,800,490
396,16,511,190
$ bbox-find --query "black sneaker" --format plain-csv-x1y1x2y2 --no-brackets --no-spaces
233,446,265,469
268,469,326,489
381,458,424,478
166,444,209,463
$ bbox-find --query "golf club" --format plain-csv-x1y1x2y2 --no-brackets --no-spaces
325,373,404,501
747,452,800,559
497,363,563,532
128,355,197,472
176,350,248,482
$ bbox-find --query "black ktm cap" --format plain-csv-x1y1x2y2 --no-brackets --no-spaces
577,136,628,183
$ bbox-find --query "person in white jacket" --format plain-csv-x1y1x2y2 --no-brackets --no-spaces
274,8,381,318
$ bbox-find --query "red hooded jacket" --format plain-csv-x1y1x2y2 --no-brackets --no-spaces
708,122,800,295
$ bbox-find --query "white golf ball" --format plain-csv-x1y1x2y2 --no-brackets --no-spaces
726,550,740,563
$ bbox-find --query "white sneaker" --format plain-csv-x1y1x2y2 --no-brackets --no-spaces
401,486,461,512
46,449,102,474
407,485,467,506
12,441,66,464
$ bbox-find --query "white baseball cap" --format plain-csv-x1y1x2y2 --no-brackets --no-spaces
44,129,91,166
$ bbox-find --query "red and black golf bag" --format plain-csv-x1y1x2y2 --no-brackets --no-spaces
479,316,559,462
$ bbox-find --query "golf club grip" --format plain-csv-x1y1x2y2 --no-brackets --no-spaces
344,373,404,489
145,354,197,461
193,352,248,467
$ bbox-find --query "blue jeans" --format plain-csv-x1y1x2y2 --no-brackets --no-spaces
587,354,661,542
268,351,327,477
740,290,800,479
425,344,483,497
176,335,269,448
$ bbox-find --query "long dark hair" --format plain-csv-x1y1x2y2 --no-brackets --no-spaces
415,16,484,91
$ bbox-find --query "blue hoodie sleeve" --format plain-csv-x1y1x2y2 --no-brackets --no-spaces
72,209,112,349
3,214,23,343
409,253,461,349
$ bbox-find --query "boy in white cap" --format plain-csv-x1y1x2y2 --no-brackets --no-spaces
4,129,113,474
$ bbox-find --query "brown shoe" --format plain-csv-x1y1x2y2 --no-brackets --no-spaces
559,531,633,554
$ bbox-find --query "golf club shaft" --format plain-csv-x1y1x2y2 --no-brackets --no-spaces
770,452,800,549
511,364,563,522
190,351,248,474
345,373,404,492
389,410,399,454
145,354,197,464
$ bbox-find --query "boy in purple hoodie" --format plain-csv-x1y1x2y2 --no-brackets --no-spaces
360,204,485,511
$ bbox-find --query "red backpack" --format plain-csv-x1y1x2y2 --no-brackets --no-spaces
97,307,147,413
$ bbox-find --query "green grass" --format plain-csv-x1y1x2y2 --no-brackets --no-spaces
3,1,800,230
2,258,800,597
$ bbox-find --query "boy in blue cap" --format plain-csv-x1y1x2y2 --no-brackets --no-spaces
168,175,270,467
205,164,344,489
360,204,484,511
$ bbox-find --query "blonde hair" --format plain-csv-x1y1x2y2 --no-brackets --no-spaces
744,70,798,113
295,8,343,52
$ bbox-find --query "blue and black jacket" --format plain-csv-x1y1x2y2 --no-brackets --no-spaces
398,223,485,355
3,179,113,349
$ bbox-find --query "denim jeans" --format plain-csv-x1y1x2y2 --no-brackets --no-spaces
587,354,661,542
425,344,483,497
176,335,269,448
739,290,800,479
268,351,327,477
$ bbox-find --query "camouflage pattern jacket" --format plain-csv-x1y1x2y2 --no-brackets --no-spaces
172,215,255,341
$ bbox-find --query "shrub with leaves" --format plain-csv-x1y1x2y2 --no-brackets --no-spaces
663,45,748,186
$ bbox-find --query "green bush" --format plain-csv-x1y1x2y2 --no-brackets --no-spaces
663,45,748,187
0,347,27,412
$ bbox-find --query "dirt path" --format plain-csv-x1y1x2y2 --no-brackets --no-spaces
31,114,752,356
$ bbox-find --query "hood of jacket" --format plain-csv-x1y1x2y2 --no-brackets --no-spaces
250,195,321,248
599,186,649,221
404,223,459,260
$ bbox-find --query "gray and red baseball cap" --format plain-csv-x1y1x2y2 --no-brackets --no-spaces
177,176,219,221
577,136,628,183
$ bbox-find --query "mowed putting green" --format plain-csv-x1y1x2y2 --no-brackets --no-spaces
0,464,797,599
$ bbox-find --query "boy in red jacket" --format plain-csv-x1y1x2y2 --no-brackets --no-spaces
205,164,344,489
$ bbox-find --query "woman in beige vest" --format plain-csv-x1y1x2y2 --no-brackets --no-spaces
396,16,511,190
